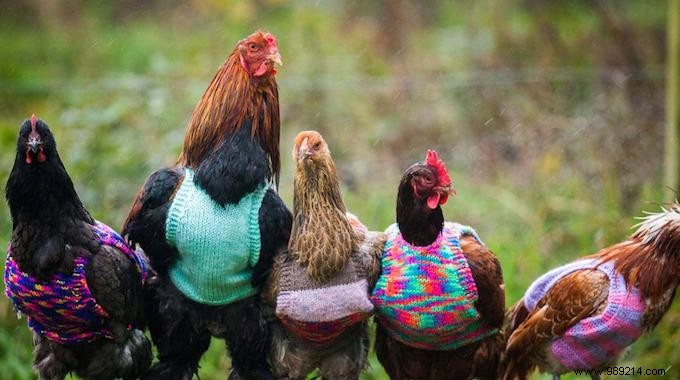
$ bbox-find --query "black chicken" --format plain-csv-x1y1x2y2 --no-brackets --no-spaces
372,150,505,380
4,116,151,380
122,31,291,380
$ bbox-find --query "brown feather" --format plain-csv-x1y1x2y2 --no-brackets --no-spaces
376,325,503,380
121,186,146,238
506,270,609,357
289,134,355,282
503,206,680,379
589,228,680,302
350,223,386,290
502,270,609,379
262,247,285,308
178,32,280,184
505,298,529,337
500,300,530,380
641,287,677,329
587,206,680,302
461,235,506,328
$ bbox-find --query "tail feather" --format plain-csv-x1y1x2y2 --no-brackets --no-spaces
115,328,153,378
472,331,506,380
632,203,680,245
592,203,680,301
499,299,534,380
73,329,152,379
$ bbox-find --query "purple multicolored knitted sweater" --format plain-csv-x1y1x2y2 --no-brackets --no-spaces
4,221,148,345
523,259,646,370
371,222,497,350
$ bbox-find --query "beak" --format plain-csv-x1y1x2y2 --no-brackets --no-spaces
269,51,283,66
28,138,41,153
298,138,310,160
441,183,457,197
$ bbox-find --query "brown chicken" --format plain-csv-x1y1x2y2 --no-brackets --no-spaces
372,150,505,380
264,131,385,380
502,204,680,380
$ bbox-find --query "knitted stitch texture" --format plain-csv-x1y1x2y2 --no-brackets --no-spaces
371,222,497,350
4,221,147,345
523,259,646,370
166,168,266,305
275,213,374,345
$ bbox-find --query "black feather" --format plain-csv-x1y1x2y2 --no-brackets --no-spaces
6,119,96,279
122,166,183,274
396,164,444,246
253,188,292,287
143,277,273,379
126,118,289,378
5,117,151,378
87,245,145,326
195,120,271,206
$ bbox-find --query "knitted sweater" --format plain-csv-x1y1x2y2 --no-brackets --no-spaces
523,259,646,370
275,213,375,345
4,222,148,345
371,222,497,350
166,168,267,305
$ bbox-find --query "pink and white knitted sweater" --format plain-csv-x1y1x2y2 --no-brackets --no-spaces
523,259,646,370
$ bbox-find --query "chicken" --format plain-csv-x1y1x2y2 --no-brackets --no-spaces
372,150,505,380
4,116,151,380
502,204,680,380
121,31,291,380
264,131,385,380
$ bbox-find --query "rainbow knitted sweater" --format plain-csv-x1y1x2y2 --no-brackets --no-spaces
166,168,267,305
371,222,497,350
523,259,646,370
4,222,148,345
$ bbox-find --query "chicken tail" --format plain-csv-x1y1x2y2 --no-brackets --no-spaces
592,203,680,302
472,331,506,380
498,299,533,380
116,328,153,378
631,203,680,251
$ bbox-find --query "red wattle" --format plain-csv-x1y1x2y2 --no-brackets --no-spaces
439,193,449,205
254,62,268,77
427,193,441,209
38,151,46,162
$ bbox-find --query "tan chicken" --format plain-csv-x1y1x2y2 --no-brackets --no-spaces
264,131,385,380
502,204,680,380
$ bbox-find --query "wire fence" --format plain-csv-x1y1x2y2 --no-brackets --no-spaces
0,65,665,94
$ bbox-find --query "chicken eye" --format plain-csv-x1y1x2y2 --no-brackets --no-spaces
313,142,321,150
249,43,258,50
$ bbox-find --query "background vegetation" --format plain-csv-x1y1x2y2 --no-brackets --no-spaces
0,1,676,378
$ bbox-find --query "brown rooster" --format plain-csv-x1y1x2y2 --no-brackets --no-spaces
502,204,680,380
122,31,291,380
264,131,385,380
179,30,282,184
372,150,505,380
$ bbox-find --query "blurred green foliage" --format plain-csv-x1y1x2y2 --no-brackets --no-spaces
0,0,677,379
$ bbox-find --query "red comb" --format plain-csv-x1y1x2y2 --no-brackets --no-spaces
264,33,277,47
30,114,37,129
425,150,451,185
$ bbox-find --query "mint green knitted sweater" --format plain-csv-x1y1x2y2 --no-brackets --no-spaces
166,169,267,305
